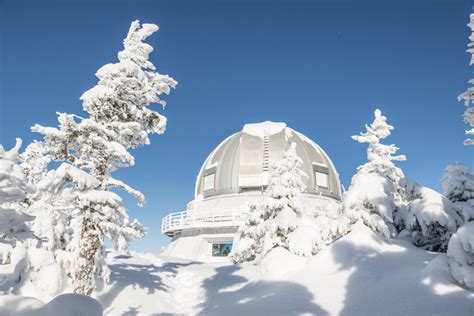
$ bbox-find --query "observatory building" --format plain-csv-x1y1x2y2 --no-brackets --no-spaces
161,121,342,261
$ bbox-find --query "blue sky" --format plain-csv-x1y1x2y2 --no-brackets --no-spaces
1,0,473,252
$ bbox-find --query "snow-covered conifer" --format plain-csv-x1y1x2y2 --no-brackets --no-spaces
0,139,34,246
232,143,322,263
341,173,396,239
447,221,474,290
351,109,406,192
458,14,474,145
27,20,176,295
401,179,463,251
340,109,405,238
231,203,264,263
443,163,474,222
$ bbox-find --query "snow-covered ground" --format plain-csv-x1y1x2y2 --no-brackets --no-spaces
2,224,472,315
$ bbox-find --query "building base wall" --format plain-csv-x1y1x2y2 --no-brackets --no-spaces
163,226,238,262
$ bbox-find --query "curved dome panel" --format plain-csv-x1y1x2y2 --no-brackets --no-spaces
195,121,342,201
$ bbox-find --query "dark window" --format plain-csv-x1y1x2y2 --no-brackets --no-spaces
212,243,233,257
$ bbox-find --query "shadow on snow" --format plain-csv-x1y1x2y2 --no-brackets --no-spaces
199,264,329,316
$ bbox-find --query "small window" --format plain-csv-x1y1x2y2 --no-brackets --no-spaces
203,173,215,191
212,243,233,257
315,171,329,189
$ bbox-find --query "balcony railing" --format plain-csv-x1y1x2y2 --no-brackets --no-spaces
161,207,249,235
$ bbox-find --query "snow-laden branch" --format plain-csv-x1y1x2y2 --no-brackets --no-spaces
104,177,145,206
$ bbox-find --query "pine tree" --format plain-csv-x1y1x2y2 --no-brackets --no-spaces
443,163,474,222
340,109,406,238
446,14,474,290
0,139,34,246
447,221,474,290
232,143,321,263
21,141,69,254
231,203,265,263
458,13,474,145
27,20,176,295
402,179,462,251
351,109,406,190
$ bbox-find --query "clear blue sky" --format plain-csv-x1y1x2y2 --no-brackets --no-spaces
1,0,473,252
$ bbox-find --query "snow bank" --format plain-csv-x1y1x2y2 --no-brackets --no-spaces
2,239,473,315
299,222,473,315
258,246,307,278
0,294,102,316
41,294,103,316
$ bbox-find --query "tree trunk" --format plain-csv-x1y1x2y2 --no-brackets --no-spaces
73,214,101,295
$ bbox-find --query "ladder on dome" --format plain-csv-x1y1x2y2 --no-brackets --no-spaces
262,134,270,173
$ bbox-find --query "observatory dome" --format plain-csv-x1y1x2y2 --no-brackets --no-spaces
162,121,342,262
194,121,342,201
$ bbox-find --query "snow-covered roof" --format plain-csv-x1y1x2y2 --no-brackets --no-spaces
194,121,342,201
242,121,286,139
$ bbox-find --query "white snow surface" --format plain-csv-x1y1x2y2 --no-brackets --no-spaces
1,223,472,315
0,294,102,316
242,121,286,138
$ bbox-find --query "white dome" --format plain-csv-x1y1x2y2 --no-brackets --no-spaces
162,121,343,260
194,121,342,201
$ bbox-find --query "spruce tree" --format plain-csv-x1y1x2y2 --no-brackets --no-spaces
341,109,406,238
27,20,176,294
458,13,474,145
232,143,321,263
0,139,34,246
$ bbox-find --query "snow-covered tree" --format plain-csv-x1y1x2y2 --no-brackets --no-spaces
447,221,474,290
443,163,474,222
231,203,264,263
20,141,68,253
232,143,322,263
0,139,34,247
351,109,406,196
340,109,406,239
26,20,176,295
458,14,474,145
400,179,463,251
341,173,396,239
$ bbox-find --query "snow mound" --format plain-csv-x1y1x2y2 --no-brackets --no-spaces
258,246,307,278
0,296,44,316
0,294,102,316
311,221,406,273
242,121,286,138
41,294,103,316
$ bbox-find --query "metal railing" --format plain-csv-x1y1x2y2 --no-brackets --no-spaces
161,207,249,235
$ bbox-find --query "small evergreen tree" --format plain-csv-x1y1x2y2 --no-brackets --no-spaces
443,163,474,222
340,109,406,238
402,179,462,251
0,139,34,247
232,143,322,263
458,13,474,145
231,203,264,263
447,221,474,290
